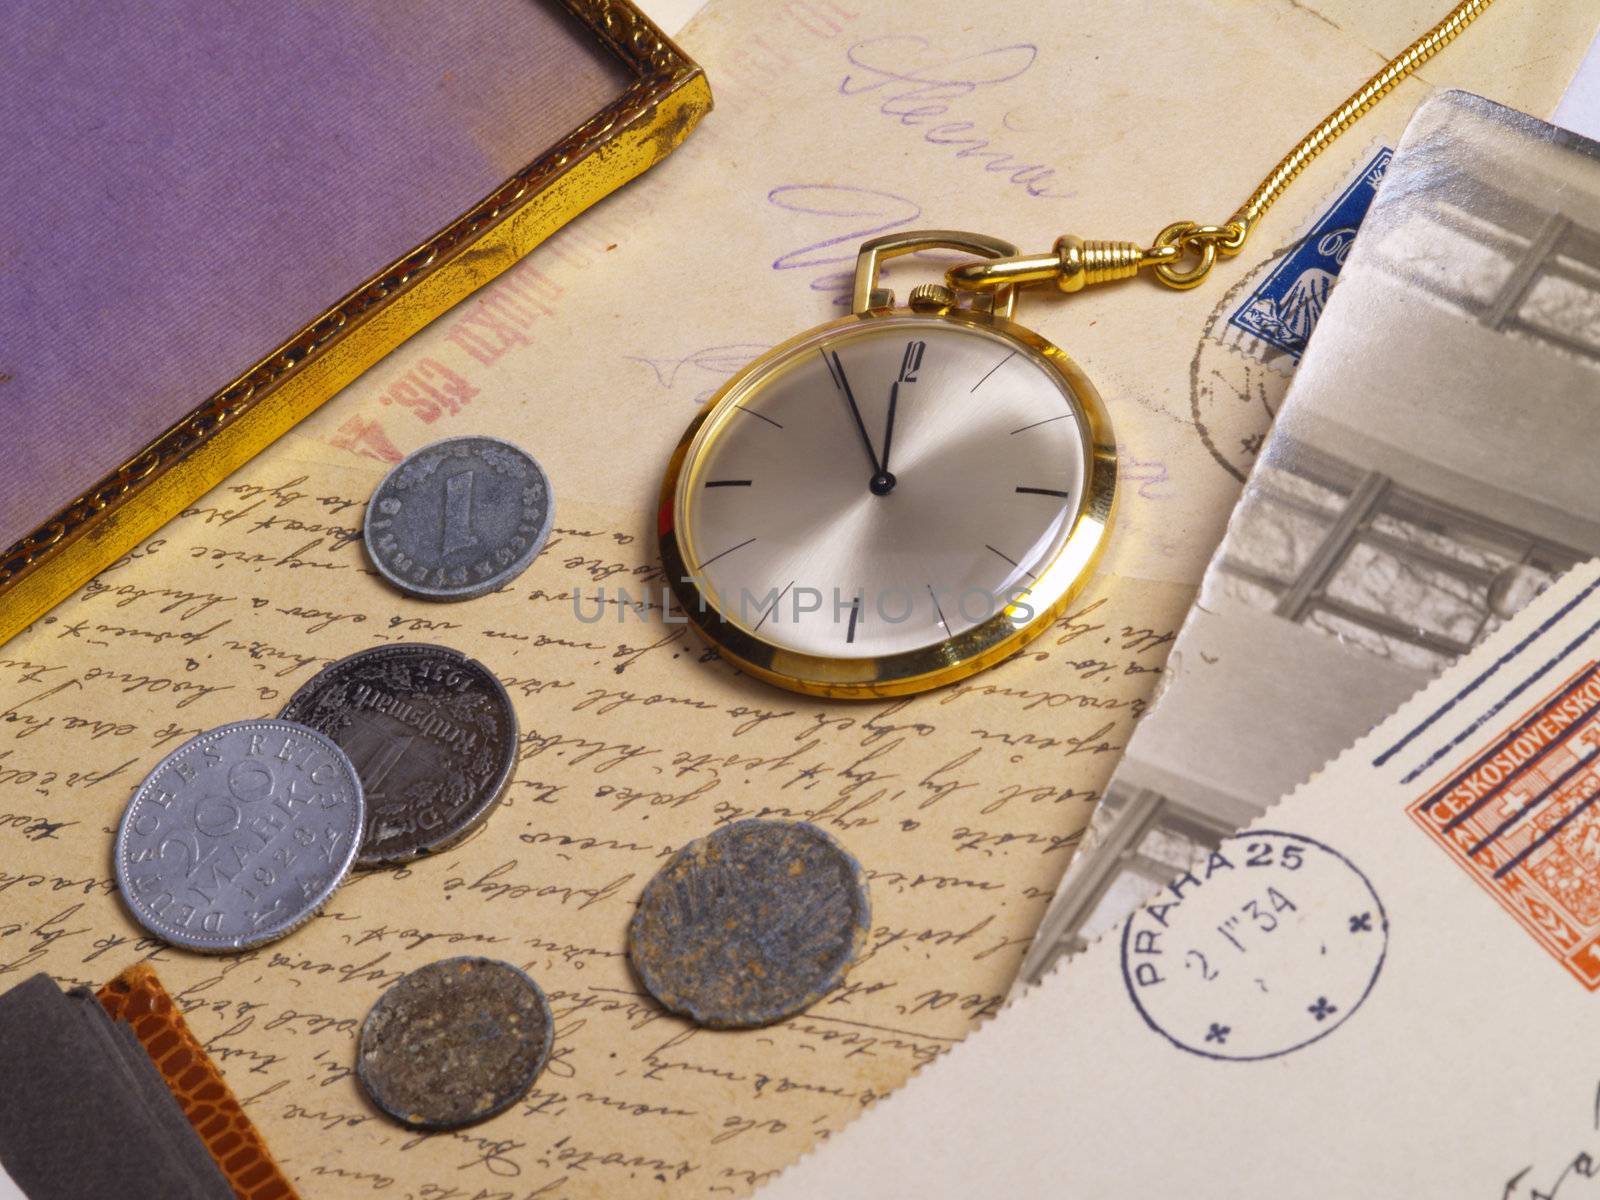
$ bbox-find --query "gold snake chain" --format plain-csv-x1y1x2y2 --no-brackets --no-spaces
949,0,1497,294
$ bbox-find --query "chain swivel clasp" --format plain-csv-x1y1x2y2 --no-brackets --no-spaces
946,219,1249,296
852,230,1022,320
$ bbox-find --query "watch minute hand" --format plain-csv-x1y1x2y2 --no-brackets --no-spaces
824,349,881,476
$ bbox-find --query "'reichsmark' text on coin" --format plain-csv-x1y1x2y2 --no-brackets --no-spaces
114,720,364,952
279,644,518,866
628,819,871,1028
356,957,553,1130
364,435,553,601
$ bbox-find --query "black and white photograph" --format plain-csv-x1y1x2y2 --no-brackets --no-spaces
1026,89,1600,980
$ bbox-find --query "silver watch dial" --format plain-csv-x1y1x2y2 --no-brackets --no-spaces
677,315,1091,659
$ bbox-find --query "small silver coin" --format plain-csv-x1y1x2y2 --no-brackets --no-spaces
363,436,554,601
356,957,553,1130
114,720,364,953
279,644,518,867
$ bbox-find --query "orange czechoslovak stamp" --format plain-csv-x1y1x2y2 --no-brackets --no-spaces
1409,661,1600,989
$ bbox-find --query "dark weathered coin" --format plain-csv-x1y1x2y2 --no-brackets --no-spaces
279,644,517,866
114,720,364,952
364,435,554,601
628,819,871,1028
356,957,553,1130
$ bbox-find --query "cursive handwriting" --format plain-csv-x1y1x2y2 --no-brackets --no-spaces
1504,1082,1600,1198
768,184,922,305
839,35,1068,199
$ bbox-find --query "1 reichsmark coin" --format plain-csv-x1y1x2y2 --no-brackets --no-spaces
114,720,365,952
356,957,554,1130
363,435,554,601
279,644,518,866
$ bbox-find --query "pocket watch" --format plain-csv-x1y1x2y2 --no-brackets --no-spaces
658,231,1116,698
657,1,1493,698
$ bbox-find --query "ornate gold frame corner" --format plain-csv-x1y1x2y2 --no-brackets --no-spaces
0,0,711,647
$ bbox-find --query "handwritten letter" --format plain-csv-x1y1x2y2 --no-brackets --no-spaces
2,0,1587,1193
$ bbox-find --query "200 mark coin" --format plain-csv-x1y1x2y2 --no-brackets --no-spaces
363,435,554,601
356,957,554,1130
279,644,517,866
114,719,364,952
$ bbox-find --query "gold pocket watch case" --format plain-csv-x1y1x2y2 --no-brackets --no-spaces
658,231,1117,698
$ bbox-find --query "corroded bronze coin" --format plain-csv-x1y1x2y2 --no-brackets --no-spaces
279,644,517,867
628,819,871,1028
356,957,552,1130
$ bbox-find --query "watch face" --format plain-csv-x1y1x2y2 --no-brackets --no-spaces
671,313,1104,668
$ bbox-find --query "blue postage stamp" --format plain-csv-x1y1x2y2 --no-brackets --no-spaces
1227,146,1392,361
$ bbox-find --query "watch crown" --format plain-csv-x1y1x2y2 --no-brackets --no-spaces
908,283,956,312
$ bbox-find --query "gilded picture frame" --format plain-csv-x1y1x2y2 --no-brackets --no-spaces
0,0,710,647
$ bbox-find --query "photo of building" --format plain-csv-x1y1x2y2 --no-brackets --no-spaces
1023,92,1600,981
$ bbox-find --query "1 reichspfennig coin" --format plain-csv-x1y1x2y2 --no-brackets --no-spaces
356,957,553,1130
628,819,871,1028
114,720,364,952
363,435,553,601
279,644,518,867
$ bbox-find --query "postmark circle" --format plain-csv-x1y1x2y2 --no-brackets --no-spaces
363,435,554,601
278,644,518,867
356,956,553,1130
1120,830,1387,1061
1187,251,1299,485
628,819,871,1028
114,719,365,952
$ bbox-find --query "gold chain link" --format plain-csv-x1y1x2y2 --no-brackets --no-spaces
948,0,1497,296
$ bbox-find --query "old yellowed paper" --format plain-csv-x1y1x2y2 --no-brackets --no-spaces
0,2,1592,1196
